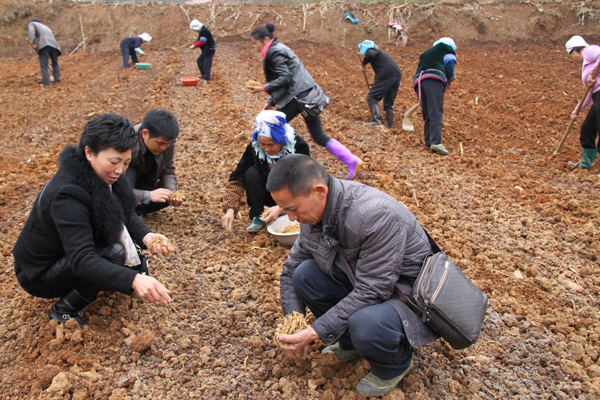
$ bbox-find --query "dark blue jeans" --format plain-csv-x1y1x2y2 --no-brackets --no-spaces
292,259,413,380
197,53,214,81
120,42,138,68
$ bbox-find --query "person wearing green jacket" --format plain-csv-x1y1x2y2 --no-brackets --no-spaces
413,38,457,155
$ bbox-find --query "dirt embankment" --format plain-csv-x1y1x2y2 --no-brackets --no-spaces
1,1,600,400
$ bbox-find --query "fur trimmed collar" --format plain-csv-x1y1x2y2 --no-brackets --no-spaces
57,145,137,245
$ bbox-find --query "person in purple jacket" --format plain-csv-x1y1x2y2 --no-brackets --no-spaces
120,33,152,68
566,35,600,172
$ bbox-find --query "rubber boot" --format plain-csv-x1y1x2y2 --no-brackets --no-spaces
384,110,394,129
325,139,363,180
48,289,95,326
364,103,381,126
580,148,598,170
246,216,266,232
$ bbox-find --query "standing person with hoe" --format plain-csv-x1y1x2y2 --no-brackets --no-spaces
565,36,600,172
246,24,363,180
120,33,152,68
27,18,61,87
189,19,216,82
413,37,457,155
358,40,402,129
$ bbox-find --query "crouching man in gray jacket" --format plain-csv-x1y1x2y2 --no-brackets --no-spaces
268,154,439,397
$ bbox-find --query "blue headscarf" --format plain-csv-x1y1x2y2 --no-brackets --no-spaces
358,40,378,55
251,111,296,164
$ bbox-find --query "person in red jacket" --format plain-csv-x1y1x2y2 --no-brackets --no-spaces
189,19,216,82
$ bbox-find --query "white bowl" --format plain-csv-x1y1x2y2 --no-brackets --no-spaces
267,215,300,247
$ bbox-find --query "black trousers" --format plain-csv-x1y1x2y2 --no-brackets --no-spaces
197,53,214,81
15,243,125,300
367,76,401,111
416,79,446,147
130,178,170,215
244,166,276,220
38,46,60,86
278,95,331,147
580,91,600,150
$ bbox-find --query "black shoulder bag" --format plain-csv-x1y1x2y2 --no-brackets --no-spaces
334,229,488,350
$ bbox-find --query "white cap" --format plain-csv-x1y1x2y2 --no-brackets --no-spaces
433,37,457,51
190,19,203,31
139,33,152,42
565,35,588,53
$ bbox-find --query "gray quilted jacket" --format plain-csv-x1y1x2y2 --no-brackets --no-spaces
263,39,316,108
280,176,440,348
28,21,61,54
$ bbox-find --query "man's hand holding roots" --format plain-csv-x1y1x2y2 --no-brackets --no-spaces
274,312,319,361
276,327,319,361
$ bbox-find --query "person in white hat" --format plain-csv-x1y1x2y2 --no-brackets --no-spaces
412,37,458,155
566,35,600,171
188,20,216,81
119,33,152,68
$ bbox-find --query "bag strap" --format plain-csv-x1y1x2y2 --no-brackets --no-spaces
37,179,62,247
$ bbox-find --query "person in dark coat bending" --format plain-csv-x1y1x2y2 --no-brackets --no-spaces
221,110,310,232
267,154,439,397
13,114,173,326
359,40,402,129
120,33,152,68
189,19,216,82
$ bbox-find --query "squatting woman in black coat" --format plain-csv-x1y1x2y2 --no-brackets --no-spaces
247,24,362,180
13,114,173,325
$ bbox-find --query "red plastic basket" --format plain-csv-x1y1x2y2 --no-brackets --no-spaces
181,77,200,86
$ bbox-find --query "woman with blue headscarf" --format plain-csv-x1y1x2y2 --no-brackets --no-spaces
358,40,402,128
221,111,310,232
413,37,457,155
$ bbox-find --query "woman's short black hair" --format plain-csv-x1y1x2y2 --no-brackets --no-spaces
266,154,328,197
250,23,275,41
78,114,137,156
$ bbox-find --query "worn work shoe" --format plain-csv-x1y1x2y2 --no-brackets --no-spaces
321,343,361,362
430,144,449,155
356,358,414,397
426,146,431,151
246,216,266,232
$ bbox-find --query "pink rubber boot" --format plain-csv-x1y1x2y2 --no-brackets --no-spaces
325,139,363,180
